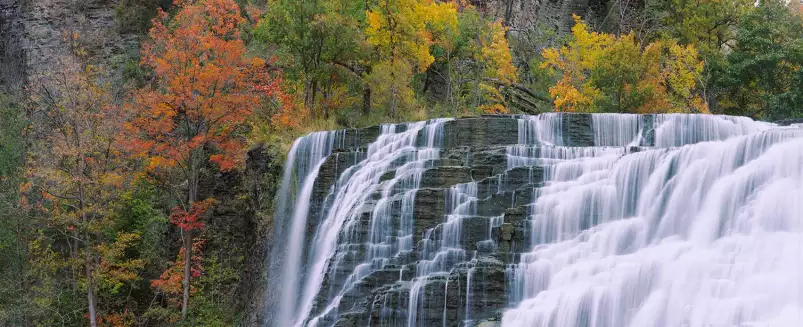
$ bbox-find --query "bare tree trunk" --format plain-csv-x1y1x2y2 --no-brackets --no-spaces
79,153,98,327
310,79,318,119
446,52,452,107
303,76,313,120
504,0,514,28
85,261,98,327
389,89,397,118
323,77,332,119
180,228,192,320
362,84,372,115
181,155,199,320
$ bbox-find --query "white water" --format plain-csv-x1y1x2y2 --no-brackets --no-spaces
271,131,344,327
503,114,803,327
267,113,803,327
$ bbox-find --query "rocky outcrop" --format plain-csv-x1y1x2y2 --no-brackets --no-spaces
0,0,141,91
472,0,634,37
0,0,25,90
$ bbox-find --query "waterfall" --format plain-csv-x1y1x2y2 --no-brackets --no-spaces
267,131,345,327
266,113,803,327
504,114,802,327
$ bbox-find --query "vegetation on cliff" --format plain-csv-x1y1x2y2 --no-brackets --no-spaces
0,0,801,326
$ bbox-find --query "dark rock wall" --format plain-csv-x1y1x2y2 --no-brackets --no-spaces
0,0,25,90
473,0,615,35
285,116,578,327
0,0,139,92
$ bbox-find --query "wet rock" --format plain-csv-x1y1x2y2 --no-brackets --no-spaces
504,206,526,223
561,113,594,146
420,166,474,188
441,117,519,148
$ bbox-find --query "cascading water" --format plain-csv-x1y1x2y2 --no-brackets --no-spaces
266,113,803,327
503,114,803,327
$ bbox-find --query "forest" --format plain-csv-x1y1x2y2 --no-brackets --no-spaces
0,0,802,326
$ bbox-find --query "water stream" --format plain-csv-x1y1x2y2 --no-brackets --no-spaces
266,113,803,327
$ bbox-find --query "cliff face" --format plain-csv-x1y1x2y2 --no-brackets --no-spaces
1,0,25,90
474,0,621,37
0,0,139,91
0,0,624,93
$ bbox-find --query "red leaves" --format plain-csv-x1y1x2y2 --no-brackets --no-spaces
255,70,303,128
168,198,216,231
150,239,206,306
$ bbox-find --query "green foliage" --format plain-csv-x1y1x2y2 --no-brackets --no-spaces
255,0,519,124
179,256,241,327
114,0,173,34
647,0,751,58
0,93,29,326
117,180,170,266
255,0,365,120
0,93,24,177
716,0,803,120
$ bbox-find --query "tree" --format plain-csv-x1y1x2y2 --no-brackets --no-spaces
364,0,458,116
641,0,753,111
541,15,708,113
121,0,273,319
717,0,803,120
25,58,128,327
476,20,518,113
257,0,364,119
646,0,751,58
0,93,29,326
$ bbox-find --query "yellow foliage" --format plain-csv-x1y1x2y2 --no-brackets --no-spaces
365,0,458,72
365,61,417,115
541,15,708,113
480,21,518,84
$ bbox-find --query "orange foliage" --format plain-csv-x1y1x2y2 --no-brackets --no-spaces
151,240,205,307
257,67,303,129
99,310,135,327
121,0,284,173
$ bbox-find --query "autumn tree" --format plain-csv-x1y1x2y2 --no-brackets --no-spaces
121,0,274,319
257,0,364,120
365,0,458,116
419,6,524,115
641,0,752,110
541,15,708,113
24,57,131,327
475,20,519,113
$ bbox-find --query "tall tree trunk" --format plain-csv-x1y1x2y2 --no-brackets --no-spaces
389,86,398,118
504,0,514,28
85,260,98,327
304,76,314,120
181,228,192,320
362,84,372,115
310,79,318,119
79,154,98,327
181,157,199,320
446,52,452,107
323,77,332,119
